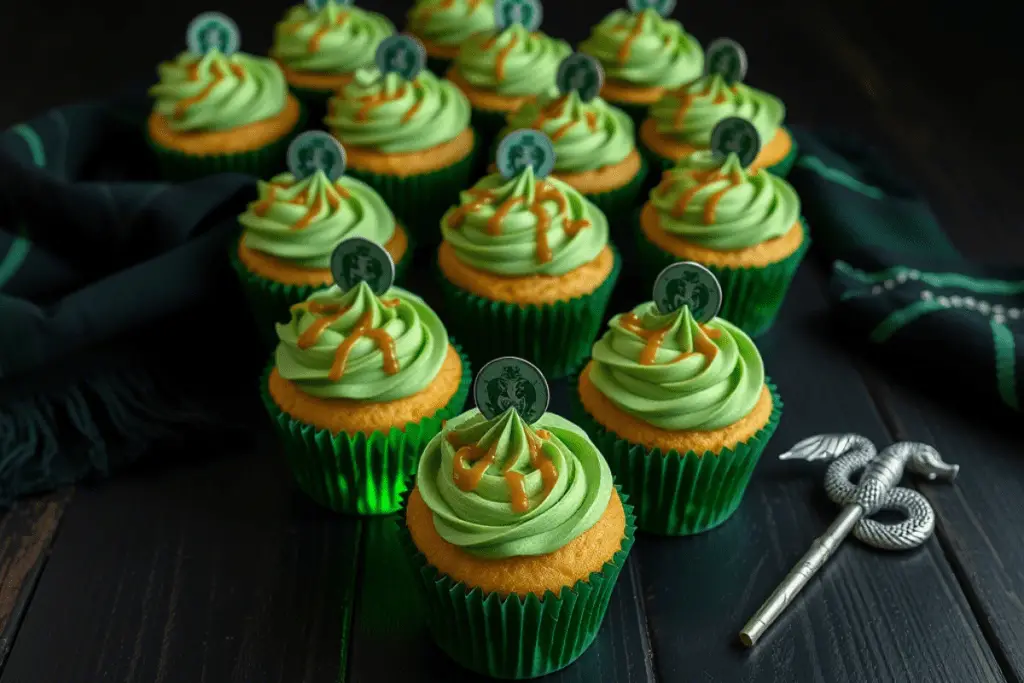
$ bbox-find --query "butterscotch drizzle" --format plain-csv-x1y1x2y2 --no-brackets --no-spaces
251,180,351,225
616,13,647,63
176,62,245,118
482,32,519,81
291,298,401,380
306,10,350,52
419,0,482,22
620,313,722,365
671,168,745,224
449,428,557,513
356,85,407,121
529,97,599,141
671,85,734,128
447,188,496,229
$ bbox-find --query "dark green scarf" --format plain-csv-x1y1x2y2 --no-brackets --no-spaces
788,127,1023,414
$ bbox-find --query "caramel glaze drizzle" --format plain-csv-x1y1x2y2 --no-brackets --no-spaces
671,85,731,128
354,84,422,124
447,183,591,264
615,12,647,63
448,428,557,513
290,298,401,381
481,32,519,81
654,167,746,224
420,0,482,21
307,10,350,52
176,62,246,118
251,180,352,229
620,312,723,365
530,96,600,142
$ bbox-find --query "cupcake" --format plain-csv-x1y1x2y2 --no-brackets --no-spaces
639,39,796,177
326,36,477,240
570,262,782,535
637,120,809,336
399,357,636,678
271,0,394,118
437,130,620,379
578,6,704,124
262,267,471,514
446,1,572,144
148,12,305,180
405,0,497,75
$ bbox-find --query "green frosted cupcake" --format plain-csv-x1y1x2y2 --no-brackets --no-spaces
271,0,394,118
400,403,635,678
437,158,620,379
571,281,782,535
147,14,305,180
262,280,471,514
325,62,477,241
637,144,809,336
405,0,496,75
579,7,704,124
230,167,413,342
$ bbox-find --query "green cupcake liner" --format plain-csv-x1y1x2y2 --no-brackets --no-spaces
396,484,637,679
228,231,416,348
640,125,799,178
470,107,512,152
260,347,472,515
147,102,308,182
583,155,650,229
570,380,782,536
437,246,621,379
635,214,811,337
288,85,334,130
345,134,478,245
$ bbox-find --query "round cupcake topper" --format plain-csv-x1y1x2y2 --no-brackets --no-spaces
494,0,543,32
186,12,241,56
653,262,723,322
704,38,748,84
710,117,761,168
330,238,395,296
496,130,556,179
375,35,427,81
627,0,677,16
306,0,354,10
556,53,604,103
287,131,348,182
474,357,550,425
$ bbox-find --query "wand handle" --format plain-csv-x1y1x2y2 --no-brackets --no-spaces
739,504,863,647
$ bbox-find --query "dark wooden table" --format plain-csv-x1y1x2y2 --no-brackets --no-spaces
1,1,1022,682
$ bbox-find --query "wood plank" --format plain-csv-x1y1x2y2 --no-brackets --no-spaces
0,431,361,683
633,267,1005,683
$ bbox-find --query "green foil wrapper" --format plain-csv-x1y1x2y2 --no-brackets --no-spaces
640,125,799,178
260,347,472,515
345,133,478,245
570,380,782,536
438,247,621,379
635,215,810,337
397,484,637,679
147,102,308,182
228,232,415,348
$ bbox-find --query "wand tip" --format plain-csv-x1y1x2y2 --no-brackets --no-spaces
739,631,755,648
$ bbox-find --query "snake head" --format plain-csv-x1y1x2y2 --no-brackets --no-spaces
778,433,873,462
904,443,959,483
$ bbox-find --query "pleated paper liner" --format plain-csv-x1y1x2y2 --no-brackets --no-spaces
147,102,308,182
640,124,800,179
344,133,479,246
570,381,783,536
437,247,622,380
259,346,471,515
228,232,415,349
635,216,811,337
469,107,509,159
396,484,637,679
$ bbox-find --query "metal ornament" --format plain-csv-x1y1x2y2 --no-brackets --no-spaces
556,53,604,103
652,261,722,321
186,12,241,56
286,131,347,181
494,0,543,32
704,38,747,84
473,357,550,424
495,129,556,180
710,117,760,169
375,35,427,82
739,434,960,647
329,237,396,296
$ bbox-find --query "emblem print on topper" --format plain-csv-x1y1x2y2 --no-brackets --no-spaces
555,53,605,103
286,131,348,182
330,237,396,296
493,0,543,32
186,12,241,56
710,116,761,168
495,130,556,180
306,0,353,11
652,261,723,322
704,38,748,84
375,35,427,81
626,0,677,16
473,357,550,425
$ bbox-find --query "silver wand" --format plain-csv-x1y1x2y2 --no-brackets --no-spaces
739,434,960,647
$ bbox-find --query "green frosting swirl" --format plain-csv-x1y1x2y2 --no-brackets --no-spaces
272,2,394,74
579,9,704,89
275,282,449,401
150,51,288,132
325,69,471,153
503,91,635,173
441,168,609,276
454,24,571,97
406,0,496,47
416,408,614,558
649,73,785,147
650,152,800,250
240,171,396,269
590,303,764,430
